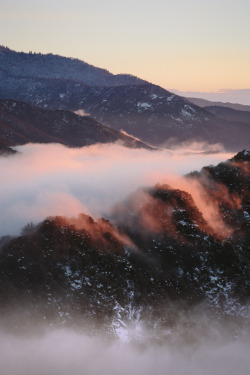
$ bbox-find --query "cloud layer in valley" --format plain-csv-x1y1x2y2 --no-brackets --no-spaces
0,327,249,375
0,142,233,236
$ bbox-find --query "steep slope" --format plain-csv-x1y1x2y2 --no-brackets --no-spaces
0,99,153,150
2,47,249,150
0,151,249,335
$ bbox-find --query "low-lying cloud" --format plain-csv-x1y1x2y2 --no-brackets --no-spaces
0,142,233,236
0,327,249,375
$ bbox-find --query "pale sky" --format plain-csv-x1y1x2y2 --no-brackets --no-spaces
1,0,250,92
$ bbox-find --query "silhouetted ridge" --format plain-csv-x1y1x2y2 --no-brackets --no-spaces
0,46,146,87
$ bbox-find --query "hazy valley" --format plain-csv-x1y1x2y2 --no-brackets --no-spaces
0,45,250,375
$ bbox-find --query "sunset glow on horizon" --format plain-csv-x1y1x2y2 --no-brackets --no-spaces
1,0,250,93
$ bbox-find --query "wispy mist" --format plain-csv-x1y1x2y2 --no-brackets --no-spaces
0,142,232,236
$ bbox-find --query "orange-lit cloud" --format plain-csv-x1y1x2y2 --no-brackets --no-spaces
0,142,233,236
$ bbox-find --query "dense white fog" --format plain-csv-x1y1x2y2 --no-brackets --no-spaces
0,142,232,236
0,328,249,375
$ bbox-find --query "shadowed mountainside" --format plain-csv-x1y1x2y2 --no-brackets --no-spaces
1,47,249,151
205,105,250,124
0,99,153,151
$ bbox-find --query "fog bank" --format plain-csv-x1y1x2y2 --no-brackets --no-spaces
0,142,232,236
0,327,249,375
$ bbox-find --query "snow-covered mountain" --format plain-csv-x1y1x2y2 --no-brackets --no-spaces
0,150,249,336
1,47,249,150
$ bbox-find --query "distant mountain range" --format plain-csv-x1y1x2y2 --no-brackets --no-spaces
0,150,249,334
0,99,153,153
187,97,250,112
172,89,250,106
0,46,249,151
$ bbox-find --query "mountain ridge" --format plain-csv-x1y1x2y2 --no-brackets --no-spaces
0,45,147,87
205,105,250,124
1,151,249,335
187,97,250,112
0,99,153,151
0,47,249,151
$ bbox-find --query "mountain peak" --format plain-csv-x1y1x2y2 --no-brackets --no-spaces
0,47,147,87
232,149,250,162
